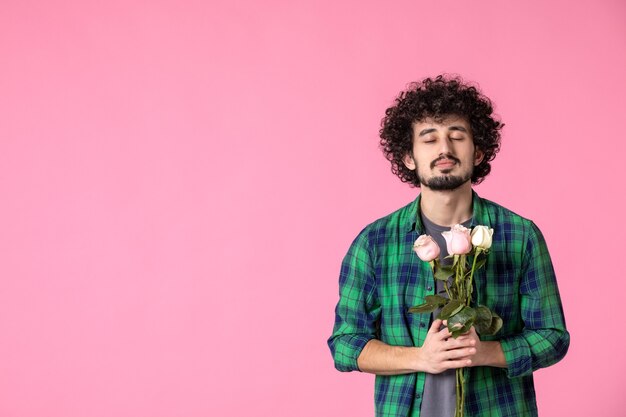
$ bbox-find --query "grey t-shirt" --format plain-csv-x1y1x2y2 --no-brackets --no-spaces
419,214,472,417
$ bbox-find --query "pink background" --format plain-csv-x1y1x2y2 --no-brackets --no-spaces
1,1,624,416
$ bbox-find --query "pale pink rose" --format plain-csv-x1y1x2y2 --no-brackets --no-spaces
413,235,441,261
441,224,472,255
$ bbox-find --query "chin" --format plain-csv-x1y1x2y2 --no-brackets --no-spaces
421,175,470,191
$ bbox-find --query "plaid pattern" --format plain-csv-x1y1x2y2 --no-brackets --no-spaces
328,192,569,417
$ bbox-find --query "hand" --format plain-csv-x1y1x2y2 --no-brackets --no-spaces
464,326,507,368
417,319,477,374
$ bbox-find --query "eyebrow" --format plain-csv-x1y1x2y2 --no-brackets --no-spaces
418,125,468,136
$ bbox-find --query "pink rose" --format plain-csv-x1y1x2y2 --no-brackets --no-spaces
413,235,441,262
442,224,472,255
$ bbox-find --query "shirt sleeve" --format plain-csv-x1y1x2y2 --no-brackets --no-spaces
327,231,381,372
500,221,570,378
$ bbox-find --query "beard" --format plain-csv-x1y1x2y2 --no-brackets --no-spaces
412,154,475,190
419,172,471,190
418,156,473,190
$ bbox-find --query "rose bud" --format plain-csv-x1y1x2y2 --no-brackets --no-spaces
471,225,494,250
413,235,441,262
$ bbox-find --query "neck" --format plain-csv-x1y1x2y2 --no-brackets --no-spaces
419,181,474,227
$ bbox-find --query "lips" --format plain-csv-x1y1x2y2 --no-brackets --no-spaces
435,159,456,168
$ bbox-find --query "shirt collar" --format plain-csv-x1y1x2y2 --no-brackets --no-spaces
406,190,492,234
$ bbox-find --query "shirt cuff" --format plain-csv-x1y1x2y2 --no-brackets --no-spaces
500,335,533,378
332,334,375,372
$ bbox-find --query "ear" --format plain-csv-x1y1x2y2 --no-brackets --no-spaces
403,153,416,170
473,148,485,166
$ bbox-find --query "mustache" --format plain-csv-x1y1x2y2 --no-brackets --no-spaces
431,154,461,169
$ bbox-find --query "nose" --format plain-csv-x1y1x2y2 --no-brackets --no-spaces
438,137,452,155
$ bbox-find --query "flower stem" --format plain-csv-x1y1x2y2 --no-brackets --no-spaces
467,250,480,305
455,255,465,301
455,368,465,417
444,280,452,299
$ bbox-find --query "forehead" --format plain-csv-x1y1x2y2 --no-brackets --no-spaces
412,115,471,132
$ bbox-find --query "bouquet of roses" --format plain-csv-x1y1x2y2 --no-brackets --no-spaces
409,224,502,417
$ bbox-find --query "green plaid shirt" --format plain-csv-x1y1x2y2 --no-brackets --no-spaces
328,192,569,417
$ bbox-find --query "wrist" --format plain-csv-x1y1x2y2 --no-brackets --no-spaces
477,341,507,368
411,346,427,373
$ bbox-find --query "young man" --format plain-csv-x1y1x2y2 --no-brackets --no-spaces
327,76,569,417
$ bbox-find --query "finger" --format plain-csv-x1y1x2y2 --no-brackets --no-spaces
460,328,478,345
441,358,473,370
449,332,476,343
436,325,452,340
444,347,477,361
445,337,475,348
428,319,443,334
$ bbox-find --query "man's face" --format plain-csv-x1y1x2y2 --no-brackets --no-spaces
402,116,484,191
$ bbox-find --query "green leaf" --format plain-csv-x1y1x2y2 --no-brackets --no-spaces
434,265,454,281
448,306,477,338
437,299,463,320
408,301,438,314
424,294,447,307
483,312,503,335
473,305,493,334
408,294,449,314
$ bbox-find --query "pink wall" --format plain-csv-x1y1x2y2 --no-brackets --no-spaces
1,0,624,416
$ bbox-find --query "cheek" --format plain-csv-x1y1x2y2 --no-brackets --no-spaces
416,160,429,174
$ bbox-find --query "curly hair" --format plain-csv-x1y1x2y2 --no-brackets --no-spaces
379,75,503,187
